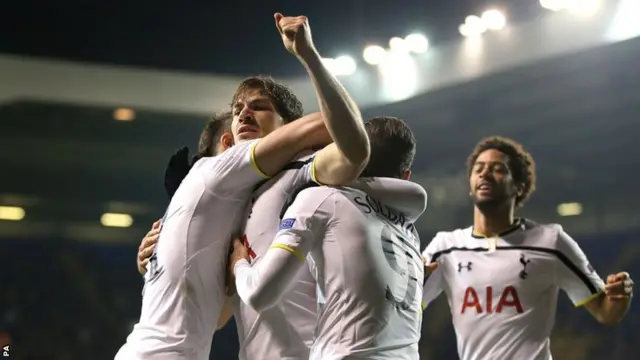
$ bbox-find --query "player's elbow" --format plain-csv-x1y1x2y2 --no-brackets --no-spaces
317,162,366,186
315,144,370,186
588,302,625,326
344,126,371,182
342,133,370,173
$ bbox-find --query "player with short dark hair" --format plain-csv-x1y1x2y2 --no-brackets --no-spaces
161,112,234,200
197,111,234,158
232,76,303,124
228,116,428,359
361,116,416,179
421,136,634,360
229,77,303,144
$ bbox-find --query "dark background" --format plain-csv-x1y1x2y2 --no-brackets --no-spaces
1,1,639,359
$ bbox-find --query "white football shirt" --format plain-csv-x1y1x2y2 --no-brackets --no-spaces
234,153,318,360
116,139,268,360
422,219,606,360
234,178,428,360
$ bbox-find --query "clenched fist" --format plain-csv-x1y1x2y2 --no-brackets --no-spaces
605,271,633,300
274,13,317,61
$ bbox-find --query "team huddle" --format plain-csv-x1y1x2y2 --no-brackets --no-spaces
116,13,634,360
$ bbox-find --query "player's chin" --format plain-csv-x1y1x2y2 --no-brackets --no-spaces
473,194,507,210
473,193,497,205
237,132,261,142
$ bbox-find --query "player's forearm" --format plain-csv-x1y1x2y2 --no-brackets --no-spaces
300,52,369,167
253,112,330,177
234,249,306,312
596,296,632,325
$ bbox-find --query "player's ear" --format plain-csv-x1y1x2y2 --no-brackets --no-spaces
219,132,234,151
276,113,285,126
401,170,411,181
516,182,525,197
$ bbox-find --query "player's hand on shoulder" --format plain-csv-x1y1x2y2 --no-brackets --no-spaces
274,13,317,61
137,219,161,275
605,272,633,300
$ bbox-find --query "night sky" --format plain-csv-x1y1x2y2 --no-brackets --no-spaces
0,0,543,77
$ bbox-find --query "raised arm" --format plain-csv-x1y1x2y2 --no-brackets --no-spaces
274,13,370,186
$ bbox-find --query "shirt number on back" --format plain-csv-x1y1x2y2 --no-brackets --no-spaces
381,225,420,312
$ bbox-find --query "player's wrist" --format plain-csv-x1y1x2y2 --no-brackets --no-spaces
299,50,323,72
233,258,251,274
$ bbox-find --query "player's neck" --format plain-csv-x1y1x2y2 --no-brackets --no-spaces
473,205,515,237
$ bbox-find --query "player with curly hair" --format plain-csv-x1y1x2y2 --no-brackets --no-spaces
421,136,633,360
